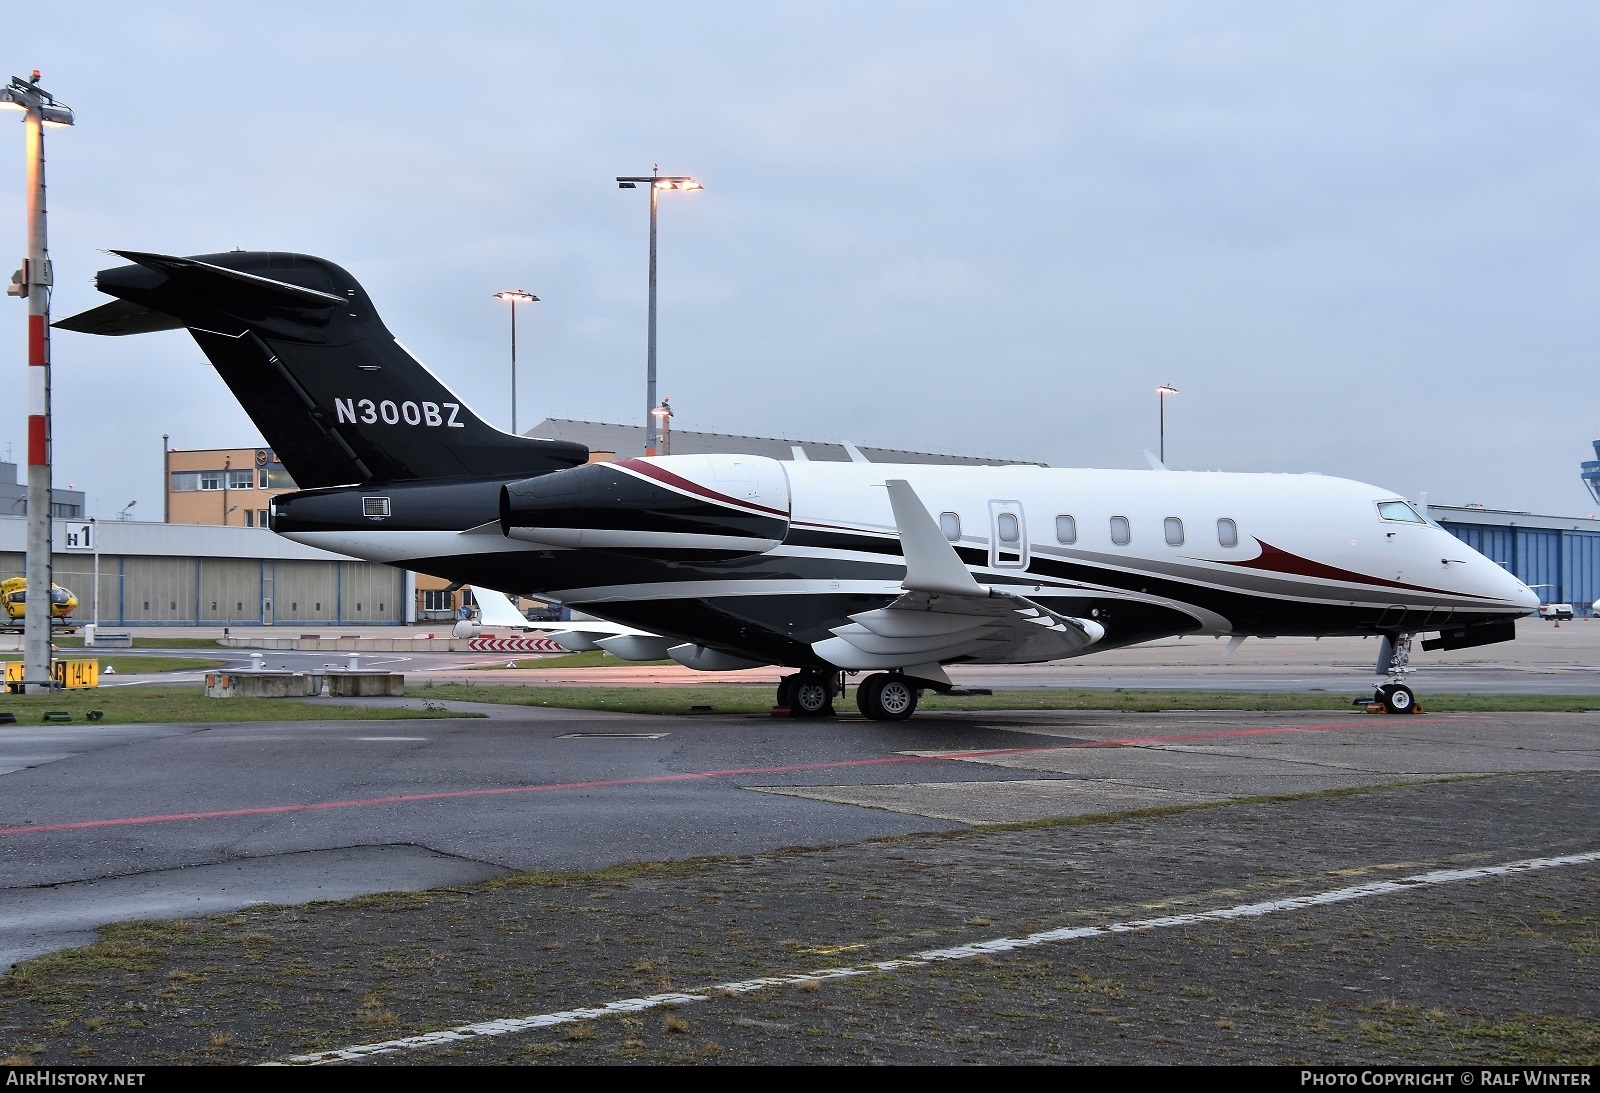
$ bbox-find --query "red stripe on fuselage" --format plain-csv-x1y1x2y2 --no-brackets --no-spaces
1216,538,1455,597
614,458,789,519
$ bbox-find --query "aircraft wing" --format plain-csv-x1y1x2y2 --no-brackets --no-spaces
811,479,1104,682
468,586,673,658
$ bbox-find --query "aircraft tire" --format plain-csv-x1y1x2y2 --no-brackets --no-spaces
775,677,795,710
1378,683,1416,715
856,673,918,721
791,673,835,718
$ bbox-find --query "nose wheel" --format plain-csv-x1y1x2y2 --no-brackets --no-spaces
1375,682,1415,715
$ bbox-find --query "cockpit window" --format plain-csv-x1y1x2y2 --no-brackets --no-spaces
1377,500,1425,523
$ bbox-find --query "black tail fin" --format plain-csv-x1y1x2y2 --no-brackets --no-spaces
55,250,587,488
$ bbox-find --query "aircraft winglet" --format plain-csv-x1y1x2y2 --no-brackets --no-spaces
884,479,987,598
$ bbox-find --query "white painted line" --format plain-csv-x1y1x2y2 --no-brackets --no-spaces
557,733,671,740
281,848,1600,1065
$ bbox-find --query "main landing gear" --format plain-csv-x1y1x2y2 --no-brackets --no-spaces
774,671,924,721
776,671,837,718
855,673,919,721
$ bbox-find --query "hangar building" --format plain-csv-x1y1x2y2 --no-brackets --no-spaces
9,516,411,627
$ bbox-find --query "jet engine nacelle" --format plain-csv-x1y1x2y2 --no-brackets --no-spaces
500,455,790,558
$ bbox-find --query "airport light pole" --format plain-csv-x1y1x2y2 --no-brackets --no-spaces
493,289,539,435
651,398,673,455
616,168,701,456
1156,384,1179,466
1,71,74,692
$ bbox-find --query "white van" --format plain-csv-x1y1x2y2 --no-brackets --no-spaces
1538,603,1574,621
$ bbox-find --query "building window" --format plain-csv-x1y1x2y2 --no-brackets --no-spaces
1164,517,1184,546
227,470,253,490
939,512,961,541
199,472,223,491
1055,515,1076,544
258,469,269,488
259,509,269,528
423,590,451,612
1110,516,1131,546
171,472,201,492
244,510,254,528
1217,518,1238,548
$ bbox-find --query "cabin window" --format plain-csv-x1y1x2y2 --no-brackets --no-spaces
1109,516,1131,545
1164,517,1184,546
1217,518,1239,548
997,513,1020,545
940,512,961,542
1055,515,1076,544
1377,500,1425,523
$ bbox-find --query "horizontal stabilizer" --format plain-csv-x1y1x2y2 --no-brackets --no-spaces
108,250,347,309
52,298,186,336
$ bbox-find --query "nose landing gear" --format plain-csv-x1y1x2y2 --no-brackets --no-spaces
1371,631,1422,714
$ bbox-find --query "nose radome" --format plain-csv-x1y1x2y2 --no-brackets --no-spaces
1510,578,1541,613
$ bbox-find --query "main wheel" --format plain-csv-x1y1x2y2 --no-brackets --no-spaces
1378,683,1416,714
790,673,835,717
775,677,795,710
856,673,919,721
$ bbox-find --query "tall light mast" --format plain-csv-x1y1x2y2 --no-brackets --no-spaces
1,71,74,692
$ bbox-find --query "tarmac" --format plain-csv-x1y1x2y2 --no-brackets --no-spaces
0,620,1594,1063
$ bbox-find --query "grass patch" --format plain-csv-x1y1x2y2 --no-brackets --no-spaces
49,635,225,649
0,685,480,725
404,683,1600,716
470,650,675,670
0,654,226,674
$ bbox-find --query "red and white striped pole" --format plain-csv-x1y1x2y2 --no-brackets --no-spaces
3,71,73,691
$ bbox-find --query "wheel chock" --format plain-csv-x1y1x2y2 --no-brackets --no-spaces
770,706,792,717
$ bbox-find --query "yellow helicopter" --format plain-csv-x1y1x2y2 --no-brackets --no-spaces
0,576,79,632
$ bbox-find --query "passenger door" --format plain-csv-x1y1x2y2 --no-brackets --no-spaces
988,500,1028,569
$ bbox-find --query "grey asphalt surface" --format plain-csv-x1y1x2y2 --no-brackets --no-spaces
2,698,1598,976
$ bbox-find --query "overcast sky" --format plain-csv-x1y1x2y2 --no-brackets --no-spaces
3,1,1597,519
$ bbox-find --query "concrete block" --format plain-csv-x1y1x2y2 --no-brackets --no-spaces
327,671,404,697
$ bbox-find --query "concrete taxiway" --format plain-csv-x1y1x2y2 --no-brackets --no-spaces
95,616,1600,695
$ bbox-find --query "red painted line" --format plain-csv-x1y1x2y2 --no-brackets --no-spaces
0,717,1405,839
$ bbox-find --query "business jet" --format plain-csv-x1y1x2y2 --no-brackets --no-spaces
57,250,1539,719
